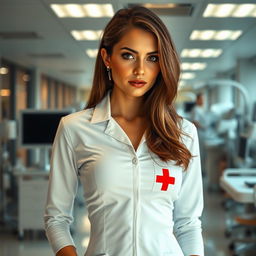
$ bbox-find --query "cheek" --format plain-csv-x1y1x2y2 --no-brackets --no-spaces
111,62,129,79
149,66,160,80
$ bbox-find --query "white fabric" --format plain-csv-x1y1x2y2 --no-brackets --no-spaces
44,90,204,256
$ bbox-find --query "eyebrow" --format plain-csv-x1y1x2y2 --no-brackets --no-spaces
120,47,158,55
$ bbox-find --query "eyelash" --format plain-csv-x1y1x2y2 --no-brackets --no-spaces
121,52,159,63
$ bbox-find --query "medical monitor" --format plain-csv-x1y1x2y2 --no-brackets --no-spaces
19,109,73,148
184,102,195,113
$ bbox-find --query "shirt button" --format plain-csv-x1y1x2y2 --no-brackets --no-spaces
132,157,138,165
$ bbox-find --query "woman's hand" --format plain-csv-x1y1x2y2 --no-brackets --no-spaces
56,245,77,256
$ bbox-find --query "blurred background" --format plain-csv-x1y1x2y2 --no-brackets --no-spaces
0,0,256,256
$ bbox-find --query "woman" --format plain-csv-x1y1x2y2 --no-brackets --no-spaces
44,6,204,256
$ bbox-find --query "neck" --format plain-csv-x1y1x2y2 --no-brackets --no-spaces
110,88,146,121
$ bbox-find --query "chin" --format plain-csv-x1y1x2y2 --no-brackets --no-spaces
129,89,149,97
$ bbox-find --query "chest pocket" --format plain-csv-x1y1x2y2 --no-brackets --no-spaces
151,158,183,200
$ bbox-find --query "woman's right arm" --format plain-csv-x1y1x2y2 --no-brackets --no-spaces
44,118,79,255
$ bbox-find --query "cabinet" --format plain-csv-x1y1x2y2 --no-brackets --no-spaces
14,170,49,239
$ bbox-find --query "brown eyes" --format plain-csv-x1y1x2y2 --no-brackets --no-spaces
121,52,159,62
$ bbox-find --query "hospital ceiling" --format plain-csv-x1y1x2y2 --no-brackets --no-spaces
0,0,256,89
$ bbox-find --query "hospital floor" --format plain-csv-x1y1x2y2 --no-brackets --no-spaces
0,177,255,256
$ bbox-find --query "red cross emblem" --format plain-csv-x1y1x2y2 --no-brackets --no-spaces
156,168,175,191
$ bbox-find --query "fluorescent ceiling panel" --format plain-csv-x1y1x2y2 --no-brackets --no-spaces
181,63,207,70
203,4,256,17
71,30,103,40
181,72,196,79
51,4,114,18
181,49,222,58
86,49,98,58
190,30,242,40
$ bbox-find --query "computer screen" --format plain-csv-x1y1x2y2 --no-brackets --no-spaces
184,102,195,113
19,109,73,148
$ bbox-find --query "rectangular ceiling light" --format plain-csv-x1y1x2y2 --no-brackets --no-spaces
181,49,223,58
51,4,114,18
190,30,242,40
71,30,103,40
86,49,98,58
181,63,207,70
203,4,256,17
181,72,196,80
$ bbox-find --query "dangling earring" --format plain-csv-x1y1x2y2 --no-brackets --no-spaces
107,66,112,81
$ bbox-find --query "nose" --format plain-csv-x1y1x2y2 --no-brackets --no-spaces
133,58,145,76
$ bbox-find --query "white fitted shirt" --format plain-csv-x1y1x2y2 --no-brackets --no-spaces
44,90,204,256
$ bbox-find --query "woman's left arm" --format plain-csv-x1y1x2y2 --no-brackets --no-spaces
173,123,204,256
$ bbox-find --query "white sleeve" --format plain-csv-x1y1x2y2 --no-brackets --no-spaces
173,124,204,256
44,118,78,254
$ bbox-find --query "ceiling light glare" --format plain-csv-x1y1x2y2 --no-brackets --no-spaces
201,49,223,58
181,63,207,70
233,4,255,17
190,30,242,40
83,4,114,17
71,30,103,40
181,72,196,79
51,4,66,17
183,49,201,58
230,31,243,40
203,4,256,17
201,49,215,58
50,4,114,17
86,49,98,58
190,30,215,40
181,49,222,58
67,4,84,17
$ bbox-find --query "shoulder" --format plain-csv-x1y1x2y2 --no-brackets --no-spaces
179,118,198,148
179,118,197,135
60,108,94,131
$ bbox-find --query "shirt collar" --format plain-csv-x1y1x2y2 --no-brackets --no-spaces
90,90,112,124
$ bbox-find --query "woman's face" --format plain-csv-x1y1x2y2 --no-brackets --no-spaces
101,27,160,98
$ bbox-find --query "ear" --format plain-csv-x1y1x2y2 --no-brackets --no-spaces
101,48,111,68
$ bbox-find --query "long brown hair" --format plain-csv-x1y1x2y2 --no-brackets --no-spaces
86,6,192,170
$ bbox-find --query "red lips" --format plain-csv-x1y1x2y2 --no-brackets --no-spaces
129,80,147,85
129,80,147,88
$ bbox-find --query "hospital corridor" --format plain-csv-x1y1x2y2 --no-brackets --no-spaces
1,1,256,256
